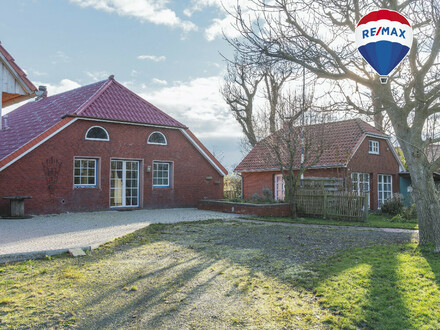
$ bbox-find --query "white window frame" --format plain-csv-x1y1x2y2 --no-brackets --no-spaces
73,158,97,187
369,140,379,154
147,131,167,145
274,174,285,201
153,161,171,187
85,126,109,141
378,174,393,208
351,172,370,208
110,160,140,208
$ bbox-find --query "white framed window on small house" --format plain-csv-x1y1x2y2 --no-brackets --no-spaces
74,158,97,187
85,126,109,141
274,174,285,201
369,140,379,154
148,131,167,145
351,172,370,208
153,162,171,187
378,174,393,208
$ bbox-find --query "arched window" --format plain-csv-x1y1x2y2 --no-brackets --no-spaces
148,131,167,145
85,126,109,141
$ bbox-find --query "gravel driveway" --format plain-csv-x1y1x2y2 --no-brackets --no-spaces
0,208,241,263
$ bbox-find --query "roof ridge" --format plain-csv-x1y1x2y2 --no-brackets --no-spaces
354,118,365,134
74,79,111,116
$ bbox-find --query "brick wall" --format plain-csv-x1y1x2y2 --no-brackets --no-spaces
241,168,347,200
0,119,224,215
347,137,400,210
198,200,291,217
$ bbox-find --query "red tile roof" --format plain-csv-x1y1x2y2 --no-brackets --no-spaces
0,42,37,106
234,119,388,172
0,78,186,163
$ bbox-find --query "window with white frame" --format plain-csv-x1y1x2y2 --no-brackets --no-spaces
74,158,97,187
85,126,109,141
351,172,370,208
148,132,167,145
274,174,285,201
378,174,392,208
369,140,379,154
153,162,171,187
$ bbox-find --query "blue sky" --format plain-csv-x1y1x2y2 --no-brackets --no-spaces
1,0,246,170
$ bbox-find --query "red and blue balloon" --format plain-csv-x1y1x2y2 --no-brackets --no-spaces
355,9,413,83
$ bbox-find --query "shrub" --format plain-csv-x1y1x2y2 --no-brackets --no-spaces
390,214,418,224
402,204,417,220
381,194,404,216
262,187,272,200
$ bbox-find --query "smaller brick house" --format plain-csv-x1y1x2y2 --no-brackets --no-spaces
235,119,404,210
0,76,226,215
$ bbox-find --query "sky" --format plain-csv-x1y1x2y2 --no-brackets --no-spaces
0,0,250,171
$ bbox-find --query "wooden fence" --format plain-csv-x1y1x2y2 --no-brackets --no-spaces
295,189,368,222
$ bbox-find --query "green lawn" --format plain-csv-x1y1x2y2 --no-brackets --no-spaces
1,220,435,329
247,213,419,230
309,243,440,329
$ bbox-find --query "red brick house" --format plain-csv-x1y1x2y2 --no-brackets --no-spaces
0,76,226,215
235,119,403,210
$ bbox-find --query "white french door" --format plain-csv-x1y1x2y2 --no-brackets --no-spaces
110,160,140,208
274,174,285,201
378,174,392,208
351,172,370,208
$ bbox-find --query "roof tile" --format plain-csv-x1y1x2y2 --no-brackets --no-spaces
234,119,388,172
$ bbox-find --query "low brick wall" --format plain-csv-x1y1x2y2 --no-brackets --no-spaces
198,200,291,217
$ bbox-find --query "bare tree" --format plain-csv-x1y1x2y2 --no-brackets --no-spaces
221,53,263,149
263,96,324,217
221,51,298,150
227,0,440,251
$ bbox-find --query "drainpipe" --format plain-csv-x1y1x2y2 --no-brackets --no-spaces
237,173,243,199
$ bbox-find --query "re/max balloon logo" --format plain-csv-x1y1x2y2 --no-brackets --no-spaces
355,9,413,83
361,26,407,39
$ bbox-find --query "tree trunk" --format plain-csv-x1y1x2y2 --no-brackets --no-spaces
406,160,440,250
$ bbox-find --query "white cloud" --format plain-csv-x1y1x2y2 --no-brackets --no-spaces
152,78,168,85
138,75,241,139
38,79,82,96
3,79,81,115
184,0,257,41
137,55,166,62
52,50,71,64
70,0,197,32
85,71,110,81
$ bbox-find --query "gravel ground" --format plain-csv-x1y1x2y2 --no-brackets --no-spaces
0,208,241,262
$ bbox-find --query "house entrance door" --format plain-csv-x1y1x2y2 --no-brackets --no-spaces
110,160,140,208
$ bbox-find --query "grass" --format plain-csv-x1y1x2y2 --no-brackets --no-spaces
246,213,419,230
309,244,440,329
0,220,435,329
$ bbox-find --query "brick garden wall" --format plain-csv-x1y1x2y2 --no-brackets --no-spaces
0,119,224,215
198,200,291,217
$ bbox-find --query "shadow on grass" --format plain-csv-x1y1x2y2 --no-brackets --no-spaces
77,220,423,328
4,219,434,328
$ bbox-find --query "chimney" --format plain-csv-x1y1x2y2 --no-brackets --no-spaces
35,85,47,101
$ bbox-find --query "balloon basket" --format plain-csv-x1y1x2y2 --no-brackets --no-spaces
380,76,388,84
